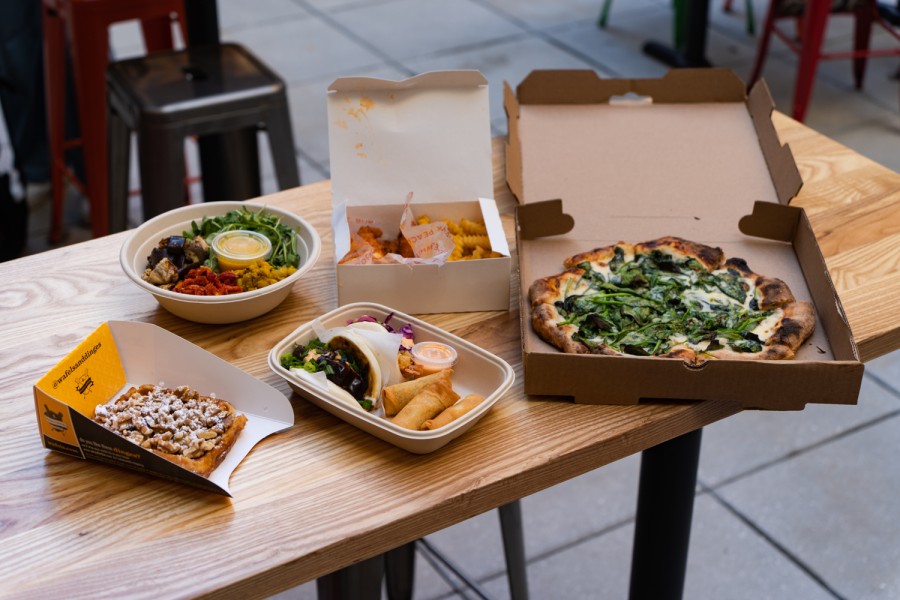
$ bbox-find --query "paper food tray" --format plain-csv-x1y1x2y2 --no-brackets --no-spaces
268,302,514,453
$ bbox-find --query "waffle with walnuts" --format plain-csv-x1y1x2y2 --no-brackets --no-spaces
93,384,247,477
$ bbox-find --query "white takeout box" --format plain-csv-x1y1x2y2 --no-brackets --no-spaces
268,302,515,453
34,321,294,496
327,70,511,313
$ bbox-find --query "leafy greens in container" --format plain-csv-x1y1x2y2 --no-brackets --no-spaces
185,207,300,270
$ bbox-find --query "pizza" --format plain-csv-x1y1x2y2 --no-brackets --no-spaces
93,384,247,477
529,236,816,365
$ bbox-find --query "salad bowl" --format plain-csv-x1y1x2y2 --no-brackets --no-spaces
120,202,321,324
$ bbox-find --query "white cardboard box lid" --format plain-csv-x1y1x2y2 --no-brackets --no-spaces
326,70,493,206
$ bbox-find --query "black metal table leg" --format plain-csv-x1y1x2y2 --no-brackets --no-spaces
384,542,416,600
643,0,712,68
628,428,703,600
316,553,385,600
499,501,530,600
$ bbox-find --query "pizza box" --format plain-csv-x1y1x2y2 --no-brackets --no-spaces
505,69,863,410
326,70,510,314
268,302,515,453
33,321,293,496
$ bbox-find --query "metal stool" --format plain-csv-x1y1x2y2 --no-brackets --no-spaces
42,0,186,241
106,42,300,229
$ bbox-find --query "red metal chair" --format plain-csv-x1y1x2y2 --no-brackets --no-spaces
41,0,186,242
749,0,900,122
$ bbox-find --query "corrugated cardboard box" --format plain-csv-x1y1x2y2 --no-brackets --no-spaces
327,70,510,314
505,69,863,409
33,321,293,495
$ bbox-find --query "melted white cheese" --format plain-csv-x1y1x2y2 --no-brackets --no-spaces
682,288,740,310
751,308,784,342
590,263,612,279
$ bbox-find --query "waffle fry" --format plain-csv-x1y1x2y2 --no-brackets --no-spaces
415,215,499,261
441,219,462,235
460,218,487,235
458,234,490,249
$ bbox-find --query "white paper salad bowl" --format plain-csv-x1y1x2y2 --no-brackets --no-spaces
121,202,321,324
268,302,515,454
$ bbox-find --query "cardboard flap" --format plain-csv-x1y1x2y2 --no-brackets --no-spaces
504,81,524,203
792,214,861,361
327,70,493,206
516,199,575,240
738,201,802,242
747,81,803,204
515,68,746,105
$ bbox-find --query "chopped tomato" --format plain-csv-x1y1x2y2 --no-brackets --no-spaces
173,267,243,296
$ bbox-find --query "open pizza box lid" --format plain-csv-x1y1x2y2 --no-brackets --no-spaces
505,68,863,409
33,321,294,496
326,70,510,313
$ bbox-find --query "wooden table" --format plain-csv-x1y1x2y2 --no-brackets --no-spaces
1,113,898,599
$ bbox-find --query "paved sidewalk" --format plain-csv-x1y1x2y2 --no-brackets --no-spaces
11,1,900,597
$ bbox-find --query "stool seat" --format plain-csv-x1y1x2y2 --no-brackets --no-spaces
107,42,300,229
109,43,283,119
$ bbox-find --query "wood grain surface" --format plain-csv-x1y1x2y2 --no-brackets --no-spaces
1,119,897,599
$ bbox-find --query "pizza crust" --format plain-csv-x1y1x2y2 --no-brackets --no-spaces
530,237,816,365
769,300,817,348
634,236,725,270
562,243,624,270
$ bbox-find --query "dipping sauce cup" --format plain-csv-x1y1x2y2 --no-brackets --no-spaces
411,341,459,374
212,230,272,271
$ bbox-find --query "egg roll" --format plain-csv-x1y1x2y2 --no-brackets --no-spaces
391,380,459,430
382,369,453,417
421,394,486,430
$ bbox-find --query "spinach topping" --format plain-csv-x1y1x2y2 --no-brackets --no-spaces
558,250,771,356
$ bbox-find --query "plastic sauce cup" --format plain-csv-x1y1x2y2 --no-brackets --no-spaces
212,230,272,271
410,341,458,374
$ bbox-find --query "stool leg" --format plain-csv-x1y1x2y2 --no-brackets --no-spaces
597,0,614,28
748,0,779,86
793,0,829,121
141,15,176,52
499,500,529,600
66,7,111,238
138,126,186,221
263,97,301,189
42,2,67,243
107,102,131,232
744,0,756,36
853,1,875,90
